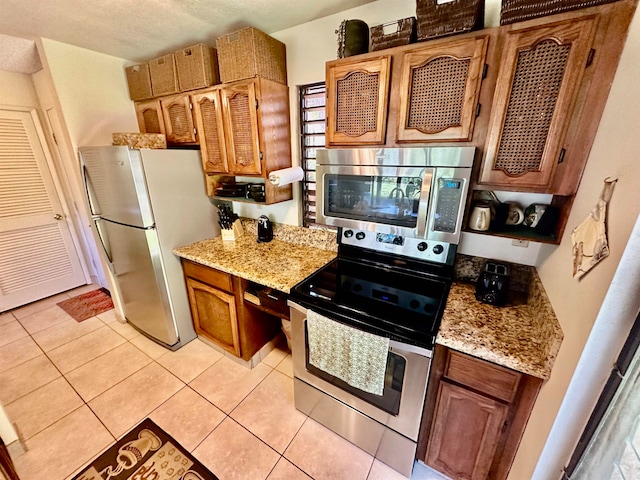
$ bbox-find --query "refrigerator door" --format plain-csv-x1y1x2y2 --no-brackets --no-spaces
99,218,178,346
80,146,154,228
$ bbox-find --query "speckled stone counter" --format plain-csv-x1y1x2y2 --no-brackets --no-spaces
438,270,563,380
173,228,337,293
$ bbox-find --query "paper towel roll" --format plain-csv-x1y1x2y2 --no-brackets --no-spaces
269,166,304,186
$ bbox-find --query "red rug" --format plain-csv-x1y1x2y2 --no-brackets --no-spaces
57,287,114,322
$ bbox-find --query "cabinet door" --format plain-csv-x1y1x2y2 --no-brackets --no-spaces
192,88,229,174
480,17,597,190
135,99,165,135
160,93,197,144
397,36,489,142
221,81,262,175
186,277,241,357
326,55,391,146
426,382,508,480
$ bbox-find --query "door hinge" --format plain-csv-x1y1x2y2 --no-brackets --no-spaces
52,132,58,145
189,102,193,110
502,419,510,434
259,151,264,160
476,103,482,117
482,64,488,79
558,148,566,164
255,99,259,109
586,48,596,68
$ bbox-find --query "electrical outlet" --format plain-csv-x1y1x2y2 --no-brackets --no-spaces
512,239,529,248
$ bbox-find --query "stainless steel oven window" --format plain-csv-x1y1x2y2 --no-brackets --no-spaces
299,82,326,228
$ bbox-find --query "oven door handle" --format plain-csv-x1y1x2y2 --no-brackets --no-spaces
290,301,433,359
390,340,432,359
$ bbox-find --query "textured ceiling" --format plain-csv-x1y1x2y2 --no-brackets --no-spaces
0,0,376,70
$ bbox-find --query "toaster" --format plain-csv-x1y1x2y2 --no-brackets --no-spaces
475,261,510,306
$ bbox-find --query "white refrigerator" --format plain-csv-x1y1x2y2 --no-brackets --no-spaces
79,146,219,349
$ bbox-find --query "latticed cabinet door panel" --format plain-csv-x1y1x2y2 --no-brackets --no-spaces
397,35,489,142
192,88,229,174
326,55,391,146
480,17,598,190
221,81,262,175
186,277,241,357
160,93,197,144
134,99,165,135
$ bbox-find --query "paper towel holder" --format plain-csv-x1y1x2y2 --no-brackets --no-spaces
268,166,304,187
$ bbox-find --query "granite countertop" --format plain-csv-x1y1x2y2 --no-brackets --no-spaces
438,272,563,379
174,221,561,379
173,228,337,293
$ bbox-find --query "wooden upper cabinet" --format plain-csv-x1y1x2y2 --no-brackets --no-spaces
221,81,262,175
479,16,598,191
192,89,229,174
397,35,489,142
160,93,197,143
134,99,165,135
326,55,391,146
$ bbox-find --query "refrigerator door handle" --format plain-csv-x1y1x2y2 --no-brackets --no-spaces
81,163,101,216
93,218,114,269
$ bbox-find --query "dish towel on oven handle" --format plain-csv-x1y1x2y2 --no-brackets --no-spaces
306,309,389,396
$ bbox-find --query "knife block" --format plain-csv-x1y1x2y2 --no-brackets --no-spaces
221,219,244,241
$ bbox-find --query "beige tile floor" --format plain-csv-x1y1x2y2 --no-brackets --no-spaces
0,286,449,480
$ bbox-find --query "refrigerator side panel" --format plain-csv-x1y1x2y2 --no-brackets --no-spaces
79,146,154,227
99,219,178,346
140,149,219,346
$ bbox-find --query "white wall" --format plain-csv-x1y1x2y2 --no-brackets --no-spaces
0,70,40,107
38,38,138,150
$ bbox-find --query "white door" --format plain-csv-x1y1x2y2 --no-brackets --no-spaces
0,108,85,311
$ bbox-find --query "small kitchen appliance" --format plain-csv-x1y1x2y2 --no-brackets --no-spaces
475,261,511,306
257,215,273,242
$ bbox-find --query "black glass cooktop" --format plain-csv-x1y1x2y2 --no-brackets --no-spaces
289,254,451,349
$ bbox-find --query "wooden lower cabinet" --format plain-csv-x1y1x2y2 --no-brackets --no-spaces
182,259,281,361
418,346,543,480
186,277,241,357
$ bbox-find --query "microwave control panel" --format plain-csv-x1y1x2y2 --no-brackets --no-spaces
433,178,464,234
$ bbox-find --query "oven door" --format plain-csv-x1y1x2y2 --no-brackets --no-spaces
316,165,434,238
289,302,431,442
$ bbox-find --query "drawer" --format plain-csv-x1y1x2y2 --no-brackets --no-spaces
181,260,233,293
445,350,521,403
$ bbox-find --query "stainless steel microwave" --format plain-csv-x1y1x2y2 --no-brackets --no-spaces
315,147,475,244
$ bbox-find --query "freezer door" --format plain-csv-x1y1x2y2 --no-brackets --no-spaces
99,219,178,346
80,146,154,228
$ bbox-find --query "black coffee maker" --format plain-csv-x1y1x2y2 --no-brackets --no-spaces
475,261,510,306
257,215,273,243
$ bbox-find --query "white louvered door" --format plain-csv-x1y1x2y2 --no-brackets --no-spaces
0,109,85,312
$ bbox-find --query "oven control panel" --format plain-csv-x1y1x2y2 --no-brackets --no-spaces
340,229,450,263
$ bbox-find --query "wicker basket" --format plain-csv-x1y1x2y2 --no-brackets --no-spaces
125,64,152,101
175,44,220,91
216,27,287,84
500,0,619,24
149,54,179,97
371,18,417,51
416,0,485,41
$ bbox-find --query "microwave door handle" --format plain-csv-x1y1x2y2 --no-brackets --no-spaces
416,170,434,237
